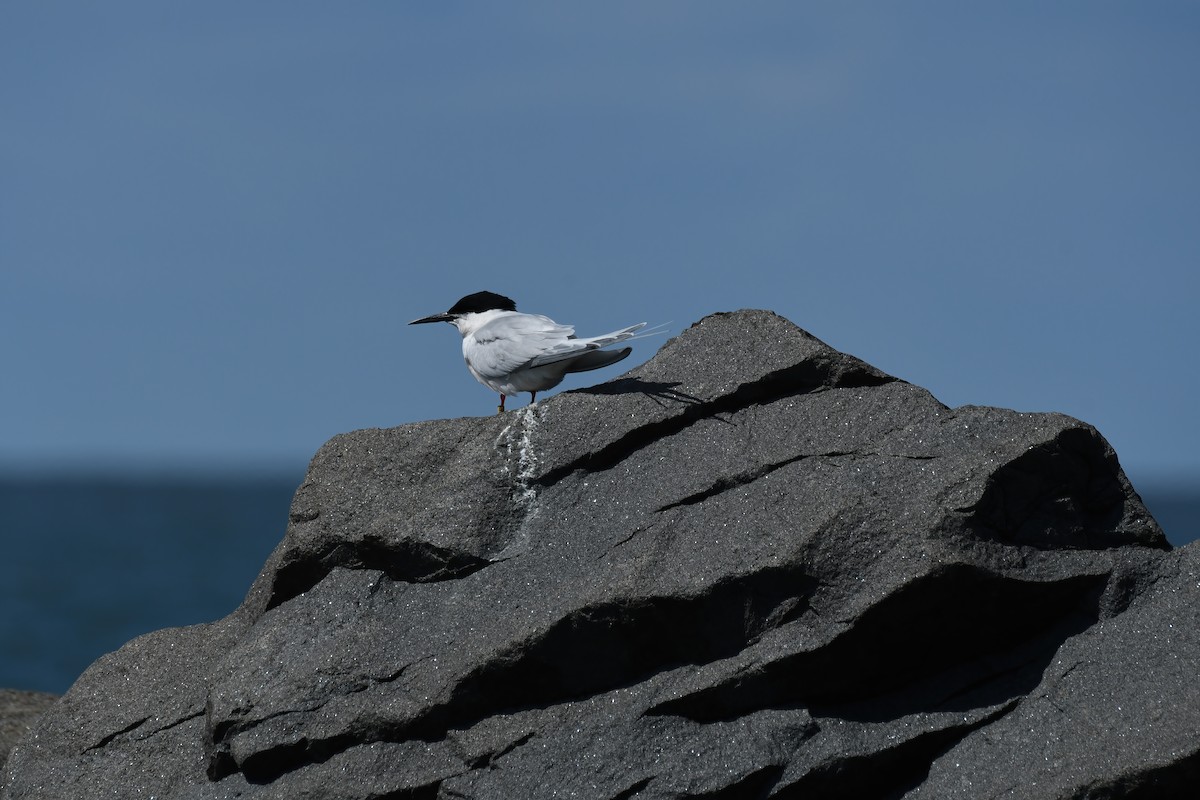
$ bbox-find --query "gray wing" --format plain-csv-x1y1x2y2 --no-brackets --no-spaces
559,347,633,374
464,314,577,380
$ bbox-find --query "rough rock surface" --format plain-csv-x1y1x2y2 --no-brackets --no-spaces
5,309,1198,799
0,692,57,773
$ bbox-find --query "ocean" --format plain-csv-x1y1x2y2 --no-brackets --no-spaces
1,474,1196,695
1,473,302,694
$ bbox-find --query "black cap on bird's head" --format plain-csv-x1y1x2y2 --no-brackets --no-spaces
409,291,517,325
447,291,516,315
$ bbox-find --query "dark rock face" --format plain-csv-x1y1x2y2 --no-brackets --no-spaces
5,310,1197,799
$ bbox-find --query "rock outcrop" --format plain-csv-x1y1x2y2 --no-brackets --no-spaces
4,310,1197,799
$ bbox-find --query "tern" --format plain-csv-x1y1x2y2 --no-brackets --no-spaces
410,291,648,413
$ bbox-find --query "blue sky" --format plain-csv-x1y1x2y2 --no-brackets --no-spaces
3,3,1198,489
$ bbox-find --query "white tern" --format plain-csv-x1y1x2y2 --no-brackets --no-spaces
410,291,648,413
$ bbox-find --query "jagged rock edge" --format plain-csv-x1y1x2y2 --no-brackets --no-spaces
208,660,420,769
773,701,1019,799
215,544,1115,783
210,564,820,783
962,425,1167,551
265,537,492,611
646,565,1108,723
264,413,544,612
695,763,788,799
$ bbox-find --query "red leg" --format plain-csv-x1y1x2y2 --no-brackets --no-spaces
497,394,506,414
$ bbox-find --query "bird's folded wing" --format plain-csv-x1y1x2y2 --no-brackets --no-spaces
466,314,579,378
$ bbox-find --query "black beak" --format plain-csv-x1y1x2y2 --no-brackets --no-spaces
409,313,454,325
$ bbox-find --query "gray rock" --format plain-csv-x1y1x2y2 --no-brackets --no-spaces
908,543,1200,799
0,691,57,773
5,309,1194,800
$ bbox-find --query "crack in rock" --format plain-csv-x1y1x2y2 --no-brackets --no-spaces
536,356,895,487
610,777,653,800
84,716,151,752
652,449,934,513
466,731,537,770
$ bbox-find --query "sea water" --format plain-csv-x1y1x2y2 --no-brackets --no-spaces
1,473,301,694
